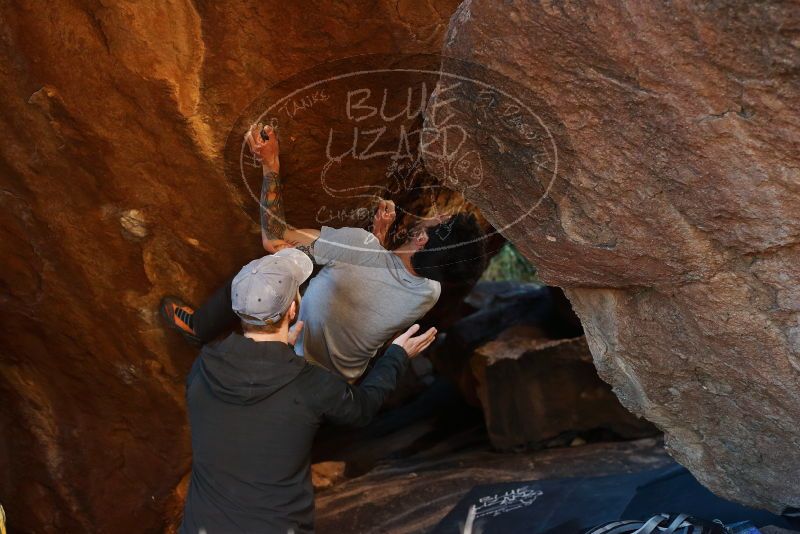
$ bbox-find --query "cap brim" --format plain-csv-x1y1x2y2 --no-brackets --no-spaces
274,247,314,282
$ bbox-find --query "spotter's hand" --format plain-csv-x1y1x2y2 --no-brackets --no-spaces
392,324,437,359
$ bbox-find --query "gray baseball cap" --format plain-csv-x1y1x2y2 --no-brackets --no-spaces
231,248,314,325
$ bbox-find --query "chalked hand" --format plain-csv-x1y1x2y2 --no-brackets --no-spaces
246,123,280,174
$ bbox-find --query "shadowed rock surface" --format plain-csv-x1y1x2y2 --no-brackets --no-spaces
0,1,461,531
426,0,800,513
472,329,656,450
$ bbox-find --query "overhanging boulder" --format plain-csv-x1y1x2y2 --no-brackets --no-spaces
426,0,800,513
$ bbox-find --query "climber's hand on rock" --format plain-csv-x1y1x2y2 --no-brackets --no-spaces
246,123,280,174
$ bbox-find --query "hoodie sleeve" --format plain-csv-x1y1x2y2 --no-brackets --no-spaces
321,344,409,427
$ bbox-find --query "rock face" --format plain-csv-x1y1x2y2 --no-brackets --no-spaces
427,0,800,512
4,0,799,528
0,1,460,532
472,328,655,450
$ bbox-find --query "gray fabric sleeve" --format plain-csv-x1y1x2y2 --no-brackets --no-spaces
313,226,381,266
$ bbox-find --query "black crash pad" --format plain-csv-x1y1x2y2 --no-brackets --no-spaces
432,463,799,534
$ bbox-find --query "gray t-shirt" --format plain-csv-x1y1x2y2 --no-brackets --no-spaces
295,226,441,380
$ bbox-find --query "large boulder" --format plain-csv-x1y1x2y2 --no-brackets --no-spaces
426,0,800,513
472,328,656,450
0,1,460,531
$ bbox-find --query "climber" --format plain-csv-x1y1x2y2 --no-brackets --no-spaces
179,249,437,533
161,123,486,381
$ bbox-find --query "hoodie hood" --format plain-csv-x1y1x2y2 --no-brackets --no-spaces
195,333,305,405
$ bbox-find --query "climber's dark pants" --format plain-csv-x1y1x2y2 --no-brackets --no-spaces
193,277,238,344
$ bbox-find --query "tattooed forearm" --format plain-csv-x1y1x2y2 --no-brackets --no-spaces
260,170,286,241
294,239,317,262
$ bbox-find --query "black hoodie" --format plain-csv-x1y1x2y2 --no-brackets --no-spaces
180,333,408,534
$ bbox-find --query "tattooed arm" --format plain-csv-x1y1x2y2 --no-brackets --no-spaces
246,123,322,257
246,124,293,253
246,122,385,260
283,228,320,257
259,169,288,251
259,171,322,255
